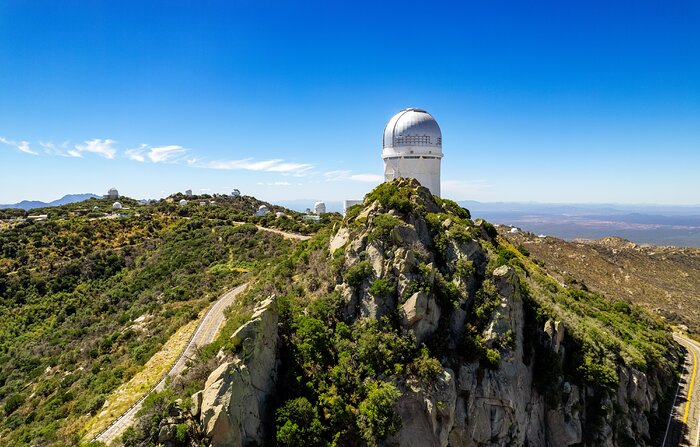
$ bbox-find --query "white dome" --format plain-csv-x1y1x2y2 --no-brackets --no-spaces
112,202,122,209
383,108,442,154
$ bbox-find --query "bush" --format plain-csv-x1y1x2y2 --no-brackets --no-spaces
409,347,442,384
364,183,413,215
276,397,325,447
369,278,395,300
344,260,374,288
4,393,24,416
357,380,402,445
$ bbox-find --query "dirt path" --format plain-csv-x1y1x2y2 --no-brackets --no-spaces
231,221,312,241
663,334,700,446
92,283,248,445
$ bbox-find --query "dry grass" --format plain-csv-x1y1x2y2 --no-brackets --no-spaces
503,229,700,333
81,317,200,440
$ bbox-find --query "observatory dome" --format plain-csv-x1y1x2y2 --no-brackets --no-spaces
382,108,442,156
382,108,443,196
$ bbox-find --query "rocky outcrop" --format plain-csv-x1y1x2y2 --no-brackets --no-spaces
198,297,279,447
389,369,457,447
389,264,665,447
400,291,440,345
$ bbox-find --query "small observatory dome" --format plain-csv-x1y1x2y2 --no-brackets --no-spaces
382,108,443,196
179,199,188,206
256,205,270,217
112,202,122,210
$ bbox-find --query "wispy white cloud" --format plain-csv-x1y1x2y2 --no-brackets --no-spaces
0,136,38,155
39,141,80,157
148,145,186,163
324,170,383,183
125,144,148,162
195,158,313,175
74,139,117,159
126,144,187,163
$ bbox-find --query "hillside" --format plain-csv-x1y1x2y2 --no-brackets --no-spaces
0,194,333,446
121,179,681,447
502,230,700,333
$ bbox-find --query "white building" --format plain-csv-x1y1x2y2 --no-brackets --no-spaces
112,202,122,210
343,200,363,215
301,214,320,222
314,201,326,215
106,187,119,200
382,108,443,196
185,189,193,197
256,205,269,217
179,199,188,206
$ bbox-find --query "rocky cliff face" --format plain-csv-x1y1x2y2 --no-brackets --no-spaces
192,179,679,447
196,297,279,447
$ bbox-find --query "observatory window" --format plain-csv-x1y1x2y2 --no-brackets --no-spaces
395,135,432,145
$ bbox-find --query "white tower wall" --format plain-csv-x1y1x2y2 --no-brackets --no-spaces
383,156,441,197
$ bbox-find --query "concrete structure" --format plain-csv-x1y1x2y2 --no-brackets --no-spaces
256,205,269,217
185,189,193,197
275,211,286,218
105,187,119,200
232,189,241,198
343,200,363,215
301,214,320,222
179,199,188,206
112,202,122,210
383,108,442,196
314,201,326,215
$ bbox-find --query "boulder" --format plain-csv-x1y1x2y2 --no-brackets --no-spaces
400,291,440,344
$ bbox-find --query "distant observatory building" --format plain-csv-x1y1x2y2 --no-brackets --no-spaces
314,202,326,215
105,187,119,200
383,108,442,196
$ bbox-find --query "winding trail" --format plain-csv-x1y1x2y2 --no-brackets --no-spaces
663,333,700,447
230,221,312,241
92,283,248,445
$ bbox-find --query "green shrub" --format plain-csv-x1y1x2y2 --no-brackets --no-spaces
344,260,374,288
364,183,413,215
367,213,402,245
4,393,24,416
276,397,325,447
357,380,402,445
369,278,395,300
409,347,443,384
485,349,501,369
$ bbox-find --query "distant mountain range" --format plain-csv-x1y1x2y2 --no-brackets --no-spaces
0,193,100,210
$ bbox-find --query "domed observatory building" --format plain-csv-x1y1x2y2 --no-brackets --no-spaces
382,108,443,196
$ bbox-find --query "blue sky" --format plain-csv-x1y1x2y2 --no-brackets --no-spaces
1,0,698,204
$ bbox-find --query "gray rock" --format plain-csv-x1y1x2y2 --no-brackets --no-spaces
390,369,456,447
158,423,178,443
200,297,279,447
400,291,440,345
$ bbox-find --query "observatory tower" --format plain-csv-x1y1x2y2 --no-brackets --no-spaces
382,108,442,196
